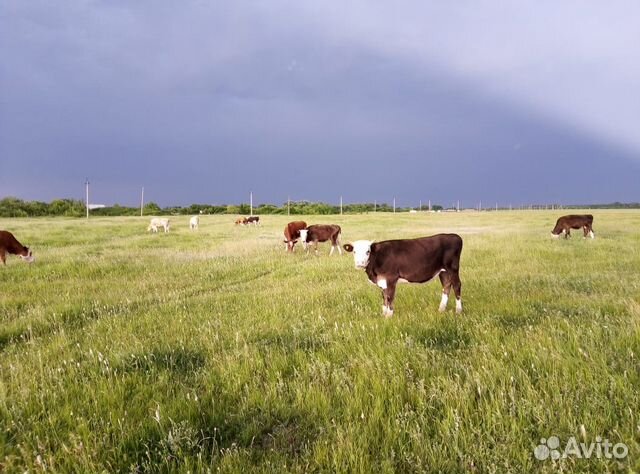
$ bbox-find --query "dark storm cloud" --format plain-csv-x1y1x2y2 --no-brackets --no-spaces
1,1,639,206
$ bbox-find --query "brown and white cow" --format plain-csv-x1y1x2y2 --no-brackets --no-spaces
343,234,463,317
551,214,594,239
299,224,342,255
283,221,307,252
236,216,260,226
0,230,35,265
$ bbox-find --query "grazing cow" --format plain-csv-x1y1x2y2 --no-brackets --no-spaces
246,216,260,226
343,234,463,317
283,221,307,252
189,215,200,230
551,214,594,239
235,217,246,225
0,230,35,265
299,224,342,255
147,217,170,233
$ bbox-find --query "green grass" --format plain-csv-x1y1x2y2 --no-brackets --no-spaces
1,211,639,473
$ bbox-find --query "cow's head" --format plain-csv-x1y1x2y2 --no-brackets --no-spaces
550,226,564,238
284,239,298,251
343,240,373,268
551,223,564,237
299,229,309,249
20,247,35,263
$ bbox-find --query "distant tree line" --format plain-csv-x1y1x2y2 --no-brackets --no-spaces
1,197,638,218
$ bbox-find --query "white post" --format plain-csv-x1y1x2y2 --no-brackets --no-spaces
429,199,432,212
250,191,253,216
419,200,422,212
457,200,460,212
140,186,144,217
374,200,377,213
287,196,290,216
85,179,89,219
393,197,396,213
340,196,343,215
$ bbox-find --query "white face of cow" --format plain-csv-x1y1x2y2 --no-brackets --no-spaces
344,240,373,268
299,229,309,248
21,249,35,263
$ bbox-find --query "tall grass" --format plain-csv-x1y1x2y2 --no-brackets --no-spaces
1,211,639,472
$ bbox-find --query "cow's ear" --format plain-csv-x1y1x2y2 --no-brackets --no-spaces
343,244,354,253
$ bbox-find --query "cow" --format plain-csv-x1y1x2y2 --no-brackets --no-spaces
235,217,246,225
551,214,594,239
147,217,170,233
246,216,260,226
189,215,199,230
299,224,342,255
343,234,463,317
0,230,35,265
283,221,307,252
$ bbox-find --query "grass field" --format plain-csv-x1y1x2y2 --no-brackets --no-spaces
1,211,639,473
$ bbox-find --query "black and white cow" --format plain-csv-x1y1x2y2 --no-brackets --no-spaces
299,224,342,255
343,234,463,317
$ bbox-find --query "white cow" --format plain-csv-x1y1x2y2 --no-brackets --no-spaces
147,217,170,233
189,215,199,230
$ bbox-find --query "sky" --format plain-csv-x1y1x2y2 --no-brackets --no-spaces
1,1,639,207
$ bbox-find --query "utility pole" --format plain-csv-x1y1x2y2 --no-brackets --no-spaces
340,196,343,215
393,197,396,213
250,191,253,216
457,200,460,212
85,179,90,219
287,196,290,216
419,200,422,212
140,186,144,216
429,199,432,212
374,200,377,213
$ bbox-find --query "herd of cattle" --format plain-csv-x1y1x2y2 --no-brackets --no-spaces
1,214,595,317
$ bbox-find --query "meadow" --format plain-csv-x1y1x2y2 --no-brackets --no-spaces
0,211,639,473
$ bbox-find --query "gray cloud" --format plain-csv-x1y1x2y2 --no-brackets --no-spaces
1,1,638,206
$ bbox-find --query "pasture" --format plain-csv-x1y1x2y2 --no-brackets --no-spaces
1,211,639,472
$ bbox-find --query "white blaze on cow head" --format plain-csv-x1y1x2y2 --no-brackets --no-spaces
343,240,373,268
20,248,35,263
299,229,309,249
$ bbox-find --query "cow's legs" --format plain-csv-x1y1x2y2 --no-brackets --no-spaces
0,249,6,265
565,228,571,239
381,280,397,317
439,271,462,313
438,272,451,312
451,272,463,313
